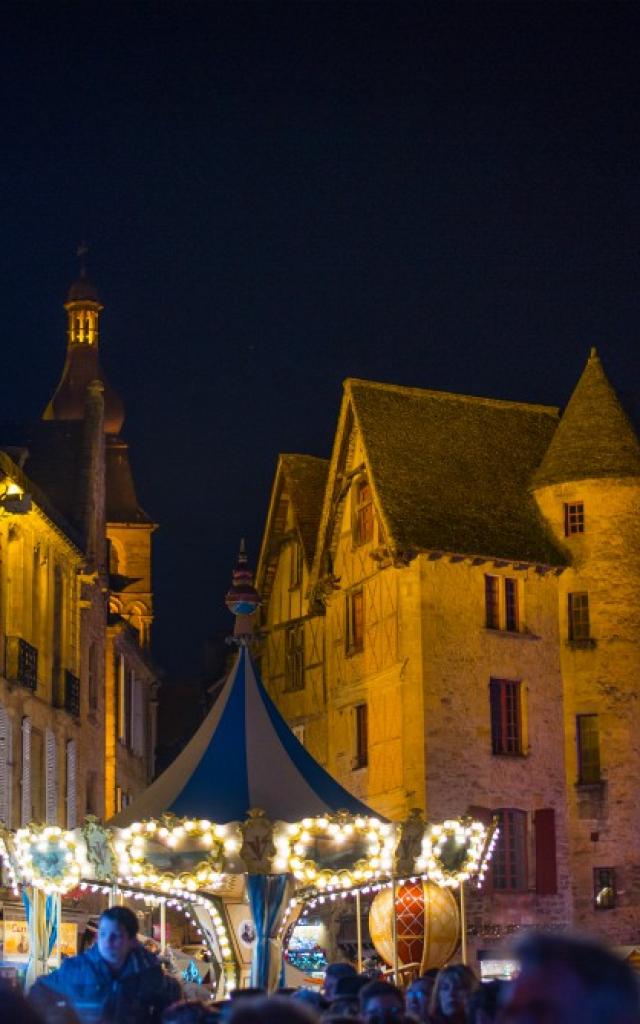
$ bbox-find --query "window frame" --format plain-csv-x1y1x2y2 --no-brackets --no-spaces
485,575,520,633
354,703,368,770
353,479,374,547
593,867,616,910
568,592,590,641
284,622,305,692
564,502,585,537
289,540,303,590
346,588,365,655
577,713,601,784
492,808,528,892
490,679,523,756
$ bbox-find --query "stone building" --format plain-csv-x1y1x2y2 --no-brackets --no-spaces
0,265,158,828
256,350,640,955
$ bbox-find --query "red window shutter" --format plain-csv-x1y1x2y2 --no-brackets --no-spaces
467,805,494,827
534,808,557,895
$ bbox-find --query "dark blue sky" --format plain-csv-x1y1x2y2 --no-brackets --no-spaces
1,2,639,679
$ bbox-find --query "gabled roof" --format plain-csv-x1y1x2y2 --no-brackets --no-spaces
110,645,374,826
313,378,567,572
257,453,329,602
533,349,640,487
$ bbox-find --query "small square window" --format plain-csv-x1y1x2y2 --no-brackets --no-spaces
564,502,585,536
594,867,616,909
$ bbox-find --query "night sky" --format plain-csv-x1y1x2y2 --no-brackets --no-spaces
1,2,639,682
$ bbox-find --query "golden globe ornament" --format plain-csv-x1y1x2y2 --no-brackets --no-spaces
368,880,460,972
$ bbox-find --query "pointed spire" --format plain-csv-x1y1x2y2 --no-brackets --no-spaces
225,541,260,644
533,349,640,487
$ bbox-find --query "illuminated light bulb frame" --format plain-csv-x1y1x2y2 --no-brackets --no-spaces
413,817,498,889
116,817,234,895
13,824,90,896
0,831,21,896
276,814,397,893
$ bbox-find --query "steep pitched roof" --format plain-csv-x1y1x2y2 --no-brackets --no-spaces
533,349,640,487
257,453,329,602
315,379,567,567
280,454,329,563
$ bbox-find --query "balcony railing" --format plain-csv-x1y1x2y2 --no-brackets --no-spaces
4,636,38,691
53,665,81,717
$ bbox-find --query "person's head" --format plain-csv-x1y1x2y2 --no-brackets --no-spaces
96,907,138,971
360,980,404,1024
162,1002,218,1024
227,996,317,1024
406,971,439,1022
502,932,640,1024
323,963,357,1001
431,964,478,1021
292,989,329,1014
466,980,504,1024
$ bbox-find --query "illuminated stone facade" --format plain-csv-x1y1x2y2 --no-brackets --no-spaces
257,352,640,952
0,269,157,828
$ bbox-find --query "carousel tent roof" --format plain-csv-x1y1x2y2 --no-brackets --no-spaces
110,645,374,826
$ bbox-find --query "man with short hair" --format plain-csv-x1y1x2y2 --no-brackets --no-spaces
29,906,181,1024
360,979,405,1023
322,961,357,1001
501,932,640,1024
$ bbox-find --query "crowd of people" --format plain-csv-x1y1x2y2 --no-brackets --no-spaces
0,906,639,1024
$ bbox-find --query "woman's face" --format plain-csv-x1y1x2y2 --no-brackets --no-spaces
439,974,466,1017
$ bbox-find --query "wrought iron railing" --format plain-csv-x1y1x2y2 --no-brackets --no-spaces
4,636,38,691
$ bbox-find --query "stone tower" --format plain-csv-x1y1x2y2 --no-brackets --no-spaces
43,258,155,647
533,348,640,940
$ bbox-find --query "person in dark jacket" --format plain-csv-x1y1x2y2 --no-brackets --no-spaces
29,906,181,1024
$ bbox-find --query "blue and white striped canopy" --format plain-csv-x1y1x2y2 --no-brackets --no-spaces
111,646,373,825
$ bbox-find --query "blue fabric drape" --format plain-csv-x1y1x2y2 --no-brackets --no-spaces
246,874,289,990
22,889,58,957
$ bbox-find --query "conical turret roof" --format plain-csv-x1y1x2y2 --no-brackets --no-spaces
533,349,640,487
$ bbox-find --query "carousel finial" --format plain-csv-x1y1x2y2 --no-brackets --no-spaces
225,540,260,644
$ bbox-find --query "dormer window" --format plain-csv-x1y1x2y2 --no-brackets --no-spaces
354,479,374,546
564,502,584,536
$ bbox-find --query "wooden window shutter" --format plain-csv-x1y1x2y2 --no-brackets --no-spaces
66,740,77,829
45,729,57,825
467,804,494,827
21,717,32,826
534,807,557,895
0,706,11,826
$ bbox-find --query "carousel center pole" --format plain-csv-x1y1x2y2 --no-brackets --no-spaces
459,880,467,965
355,889,363,973
391,875,399,984
160,899,167,954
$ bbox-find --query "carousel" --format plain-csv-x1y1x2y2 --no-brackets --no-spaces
0,549,498,995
